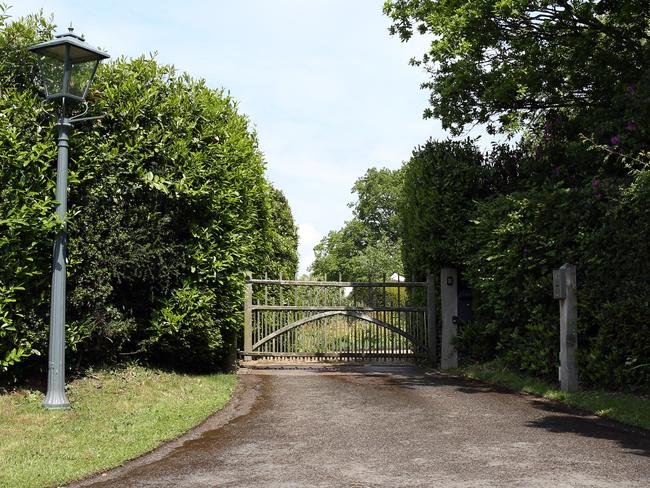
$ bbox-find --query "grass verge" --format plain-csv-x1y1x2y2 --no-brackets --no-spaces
0,365,236,488
453,360,650,431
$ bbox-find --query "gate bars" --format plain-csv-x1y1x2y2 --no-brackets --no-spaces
243,275,437,362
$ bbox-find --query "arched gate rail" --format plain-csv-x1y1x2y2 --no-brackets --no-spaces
243,276,437,362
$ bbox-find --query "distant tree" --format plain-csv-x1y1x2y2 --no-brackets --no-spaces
310,167,403,280
351,167,403,243
384,0,650,134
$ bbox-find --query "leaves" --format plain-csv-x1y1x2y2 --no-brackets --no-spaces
310,167,404,281
399,136,650,390
0,11,298,377
384,0,650,134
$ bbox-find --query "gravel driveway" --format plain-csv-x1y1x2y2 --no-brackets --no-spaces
70,363,650,487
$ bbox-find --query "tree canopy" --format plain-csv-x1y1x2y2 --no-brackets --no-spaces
384,1,650,390
310,167,404,280
384,0,650,134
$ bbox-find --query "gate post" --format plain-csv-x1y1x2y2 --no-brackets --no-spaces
244,273,253,360
440,267,458,370
554,264,578,392
426,273,437,366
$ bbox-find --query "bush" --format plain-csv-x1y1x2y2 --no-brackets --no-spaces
400,137,650,391
0,9,297,379
0,9,57,376
400,138,489,278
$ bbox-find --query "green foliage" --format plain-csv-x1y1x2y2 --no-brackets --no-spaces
388,0,650,391
0,10,297,378
384,0,650,134
400,136,650,390
310,167,404,280
262,185,299,278
351,167,404,243
464,186,584,375
400,139,488,277
0,7,56,374
66,55,273,371
312,221,403,281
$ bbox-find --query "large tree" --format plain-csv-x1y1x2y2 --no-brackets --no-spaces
383,0,650,134
263,185,299,278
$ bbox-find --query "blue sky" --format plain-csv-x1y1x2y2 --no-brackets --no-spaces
10,1,458,274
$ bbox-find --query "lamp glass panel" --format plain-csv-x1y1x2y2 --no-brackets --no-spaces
69,60,97,98
40,56,64,97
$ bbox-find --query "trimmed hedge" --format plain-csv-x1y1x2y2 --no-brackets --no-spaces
0,10,297,379
400,138,650,392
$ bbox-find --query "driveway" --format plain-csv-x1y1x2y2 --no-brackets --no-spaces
70,363,650,487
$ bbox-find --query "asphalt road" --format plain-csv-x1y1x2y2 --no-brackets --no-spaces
70,363,650,488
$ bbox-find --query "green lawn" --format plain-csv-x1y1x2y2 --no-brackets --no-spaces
453,360,650,431
0,365,236,488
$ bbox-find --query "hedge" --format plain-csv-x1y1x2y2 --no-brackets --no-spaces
400,137,650,391
0,9,298,380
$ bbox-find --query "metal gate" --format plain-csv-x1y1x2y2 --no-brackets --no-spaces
243,276,436,362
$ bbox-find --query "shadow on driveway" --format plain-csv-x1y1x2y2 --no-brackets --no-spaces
386,369,650,458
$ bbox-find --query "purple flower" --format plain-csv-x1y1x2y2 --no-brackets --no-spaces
610,135,621,145
627,84,637,94
626,120,637,131
595,193,603,200
592,179,601,189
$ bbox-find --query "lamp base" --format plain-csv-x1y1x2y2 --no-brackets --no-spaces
43,390,70,410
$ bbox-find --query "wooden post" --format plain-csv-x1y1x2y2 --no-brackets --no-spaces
426,273,437,366
440,267,458,370
555,264,578,392
244,273,253,361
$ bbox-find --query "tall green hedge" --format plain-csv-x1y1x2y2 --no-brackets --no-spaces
400,138,650,391
400,139,487,277
0,9,297,379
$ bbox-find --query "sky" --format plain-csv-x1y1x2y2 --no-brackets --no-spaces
9,1,458,274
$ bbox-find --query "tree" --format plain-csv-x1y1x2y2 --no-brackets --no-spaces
351,167,404,243
383,0,650,134
385,1,650,391
310,167,404,280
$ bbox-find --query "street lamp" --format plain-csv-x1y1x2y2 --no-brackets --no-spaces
28,27,109,410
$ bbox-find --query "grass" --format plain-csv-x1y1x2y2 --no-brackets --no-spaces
452,360,650,431
0,365,236,488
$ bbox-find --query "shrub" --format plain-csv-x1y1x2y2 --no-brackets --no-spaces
0,9,297,379
400,137,650,391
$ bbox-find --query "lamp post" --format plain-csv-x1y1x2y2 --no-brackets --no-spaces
28,27,109,410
